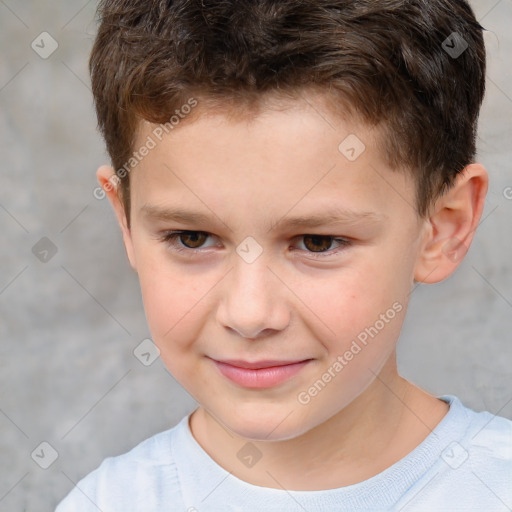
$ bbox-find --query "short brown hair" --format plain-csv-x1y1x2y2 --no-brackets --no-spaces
89,0,486,226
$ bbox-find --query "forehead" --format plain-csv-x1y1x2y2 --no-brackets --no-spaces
129,94,416,224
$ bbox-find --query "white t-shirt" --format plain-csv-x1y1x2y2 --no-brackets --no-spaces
55,395,512,511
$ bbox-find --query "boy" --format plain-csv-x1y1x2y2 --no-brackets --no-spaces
57,0,512,510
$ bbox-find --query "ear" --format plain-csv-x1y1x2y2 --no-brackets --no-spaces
96,165,137,272
414,163,488,283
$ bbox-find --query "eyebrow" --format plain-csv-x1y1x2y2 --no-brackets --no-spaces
141,205,228,228
269,209,385,231
140,204,385,231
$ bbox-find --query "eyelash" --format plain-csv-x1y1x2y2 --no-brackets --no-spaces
158,230,352,259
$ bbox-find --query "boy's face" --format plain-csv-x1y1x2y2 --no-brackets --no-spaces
110,94,430,441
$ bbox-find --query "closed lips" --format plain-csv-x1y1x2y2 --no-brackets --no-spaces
211,358,313,369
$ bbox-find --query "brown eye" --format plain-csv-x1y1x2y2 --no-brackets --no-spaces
302,235,334,252
178,231,208,249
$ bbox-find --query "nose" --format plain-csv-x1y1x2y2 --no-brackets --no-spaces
216,256,290,340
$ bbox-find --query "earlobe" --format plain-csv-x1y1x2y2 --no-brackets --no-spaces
413,163,488,283
96,165,138,272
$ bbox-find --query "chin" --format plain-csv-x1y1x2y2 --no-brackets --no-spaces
217,404,311,442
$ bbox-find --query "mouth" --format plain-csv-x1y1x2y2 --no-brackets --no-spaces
209,357,313,389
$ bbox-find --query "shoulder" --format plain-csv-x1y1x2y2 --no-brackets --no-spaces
465,402,512,486
448,395,512,466
55,418,188,511
401,396,512,511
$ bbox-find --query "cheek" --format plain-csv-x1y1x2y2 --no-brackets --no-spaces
134,247,209,353
296,262,407,360
296,265,386,329
141,277,200,338
138,268,214,392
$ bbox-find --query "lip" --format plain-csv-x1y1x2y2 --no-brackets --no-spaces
215,358,310,369
210,357,312,389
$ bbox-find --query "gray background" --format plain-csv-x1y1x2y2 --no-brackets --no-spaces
0,1,511,510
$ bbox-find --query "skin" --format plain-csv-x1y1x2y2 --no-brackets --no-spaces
98,92,488,491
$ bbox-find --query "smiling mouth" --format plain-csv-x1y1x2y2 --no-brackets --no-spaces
213,358,313,369
209,357,313,388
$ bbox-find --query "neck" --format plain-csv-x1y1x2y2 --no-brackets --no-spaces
189,356,449,491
